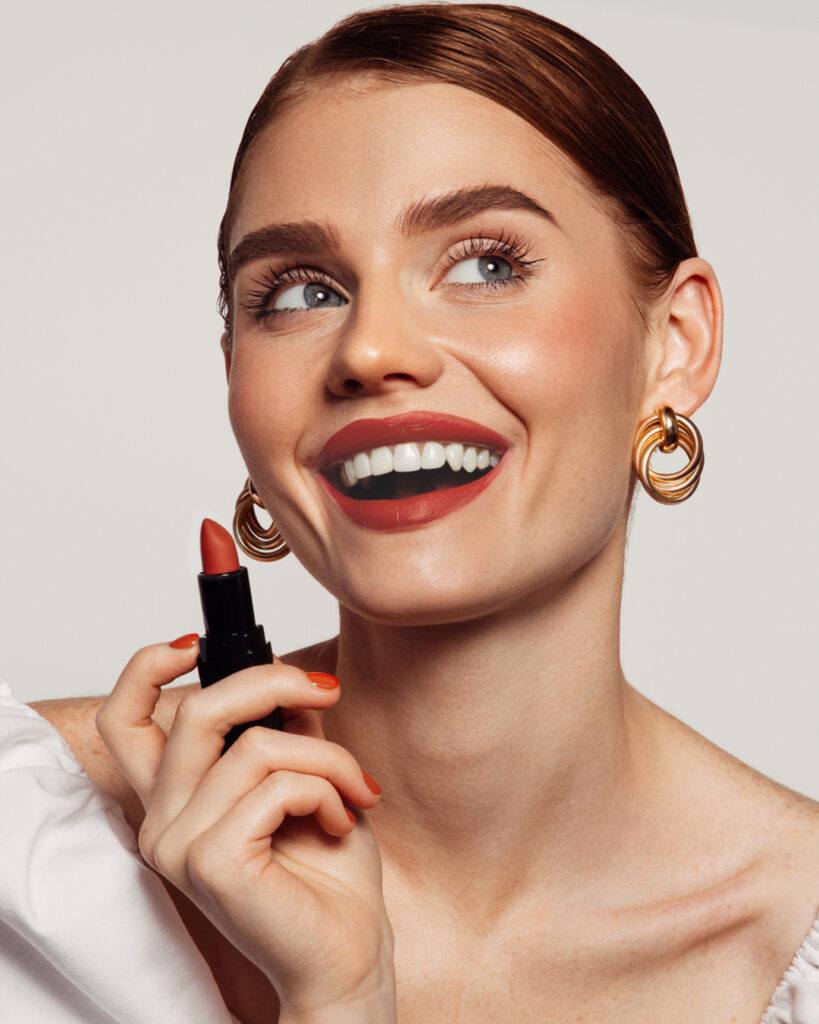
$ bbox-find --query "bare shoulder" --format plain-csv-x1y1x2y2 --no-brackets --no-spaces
640,688,819,852
27,638,338,833
690,711,819,859
733,766,819,994
739,757,819,904
584,694,819,1013
652,696,819,943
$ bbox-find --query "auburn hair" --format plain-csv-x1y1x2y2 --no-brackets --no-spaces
217,3,696,333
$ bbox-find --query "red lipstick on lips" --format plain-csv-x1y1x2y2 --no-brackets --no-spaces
315,411,509,531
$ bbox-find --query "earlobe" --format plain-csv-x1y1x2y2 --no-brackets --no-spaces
220,330,232,381
644,257,723,418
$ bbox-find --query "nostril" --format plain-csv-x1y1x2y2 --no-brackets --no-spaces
341,372,417,395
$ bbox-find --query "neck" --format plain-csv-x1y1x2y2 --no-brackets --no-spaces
321,522,653,921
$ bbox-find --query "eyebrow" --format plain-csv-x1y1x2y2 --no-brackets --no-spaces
228,185,556,280
228,221,341,282
397,185,556,236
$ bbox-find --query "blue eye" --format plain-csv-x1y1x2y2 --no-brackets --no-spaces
443,255,515,285
272,281,346,311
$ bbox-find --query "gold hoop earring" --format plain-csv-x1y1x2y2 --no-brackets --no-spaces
233,478,291,561
632,406,704,504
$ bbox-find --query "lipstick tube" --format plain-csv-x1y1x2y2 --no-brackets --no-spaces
197,518,282,752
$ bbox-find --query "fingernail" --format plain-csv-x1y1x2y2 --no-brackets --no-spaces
307,672,339,690
169,633,199,650
345,807,356,823
362,770,381,795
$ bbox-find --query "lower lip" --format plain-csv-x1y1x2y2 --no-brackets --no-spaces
318,464,502,530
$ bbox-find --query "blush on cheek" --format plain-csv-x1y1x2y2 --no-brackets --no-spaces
546,287,638,403
481,304,630,419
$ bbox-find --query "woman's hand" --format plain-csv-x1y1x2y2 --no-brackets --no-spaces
96,638,396,1023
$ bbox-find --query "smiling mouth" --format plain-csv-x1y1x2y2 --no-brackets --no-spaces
325,440,501,500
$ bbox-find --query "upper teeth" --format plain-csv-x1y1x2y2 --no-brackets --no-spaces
338,441,500,489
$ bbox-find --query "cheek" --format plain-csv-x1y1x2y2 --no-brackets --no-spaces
479,280,642,431
226,341,314,479
474,275,643,551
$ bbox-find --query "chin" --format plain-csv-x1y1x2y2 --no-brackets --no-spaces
331,561,528,629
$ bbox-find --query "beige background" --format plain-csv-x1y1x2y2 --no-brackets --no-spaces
1,0,816,797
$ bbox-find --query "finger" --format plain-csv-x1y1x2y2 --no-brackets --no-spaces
149,662,341,825
96,636,200,803
281,672,339,739
182,771,355,896
154,726,380,857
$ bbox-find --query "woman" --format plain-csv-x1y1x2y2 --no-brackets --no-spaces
3,4,818,1022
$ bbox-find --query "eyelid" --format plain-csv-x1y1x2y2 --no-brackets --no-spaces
242,263,343,294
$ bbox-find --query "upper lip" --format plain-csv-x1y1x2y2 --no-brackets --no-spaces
315,411,511,471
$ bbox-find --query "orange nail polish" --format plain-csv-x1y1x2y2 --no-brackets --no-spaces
307,672,339,690
345,807,356,822
170,633,199,650
362,770,381,795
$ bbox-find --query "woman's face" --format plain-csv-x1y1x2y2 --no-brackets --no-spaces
225,80,651,625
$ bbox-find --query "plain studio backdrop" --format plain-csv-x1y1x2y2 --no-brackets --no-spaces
1,1,816,797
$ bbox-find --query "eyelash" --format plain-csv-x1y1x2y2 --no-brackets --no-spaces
242,265,334,322
240,231,543,322
442,230,541,286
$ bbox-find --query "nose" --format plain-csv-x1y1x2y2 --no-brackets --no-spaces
324,286,445,398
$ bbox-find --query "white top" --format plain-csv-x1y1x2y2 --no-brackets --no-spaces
0,677,239,1024
761,916,819,1024
1,677,817,1024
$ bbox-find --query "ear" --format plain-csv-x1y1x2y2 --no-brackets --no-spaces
220,330,232,381
640,257,723,419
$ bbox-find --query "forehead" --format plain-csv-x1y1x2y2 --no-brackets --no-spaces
229,79,613,250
